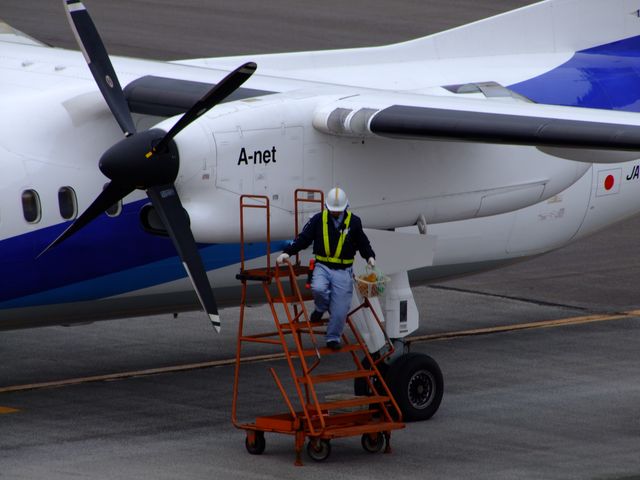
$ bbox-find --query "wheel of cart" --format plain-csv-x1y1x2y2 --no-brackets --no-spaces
307,438,331,462
361,432,386,453
245,430,266,455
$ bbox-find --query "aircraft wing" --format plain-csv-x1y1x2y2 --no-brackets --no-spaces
0,20,47,47
313,93,640,162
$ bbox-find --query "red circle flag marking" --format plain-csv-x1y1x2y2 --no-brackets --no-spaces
604,175,615,191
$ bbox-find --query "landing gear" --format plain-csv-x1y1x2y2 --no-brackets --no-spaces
355,351,444,422
387,353,443,422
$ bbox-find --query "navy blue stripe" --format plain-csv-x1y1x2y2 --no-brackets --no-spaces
0,199,281,305
0,242,277,309
1,199,174,302
510,35,640,111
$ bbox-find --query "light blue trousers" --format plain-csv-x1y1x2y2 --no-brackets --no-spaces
311,263,353,343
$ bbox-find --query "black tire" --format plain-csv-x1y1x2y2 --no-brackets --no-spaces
361,432,385,453
354,355,388,396
386,353,443,422
245,431,266,455
307,438,331,462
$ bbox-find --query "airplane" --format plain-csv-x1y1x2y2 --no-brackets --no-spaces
3,0,640,423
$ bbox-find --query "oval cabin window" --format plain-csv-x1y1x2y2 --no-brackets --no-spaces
22,189,42,224
58,186,78,220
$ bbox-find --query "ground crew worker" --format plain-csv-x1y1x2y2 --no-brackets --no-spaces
276,187,375,350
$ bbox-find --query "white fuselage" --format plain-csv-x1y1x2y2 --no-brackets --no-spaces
2,1,640,329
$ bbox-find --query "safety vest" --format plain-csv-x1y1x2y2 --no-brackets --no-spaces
315,210,354,265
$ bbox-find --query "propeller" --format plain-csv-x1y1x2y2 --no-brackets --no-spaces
42,0,258,331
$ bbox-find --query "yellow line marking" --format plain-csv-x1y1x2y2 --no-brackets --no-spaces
0,406,20,414
0,352,284,394
407,309,640,343
1,309,639,395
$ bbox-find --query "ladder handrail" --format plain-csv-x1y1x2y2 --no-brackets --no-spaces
273,259,326,433
239,194,271,276
262,281,324,436
345,301,404,422
276,259,322,369
348,296,397,366
293,189,324,266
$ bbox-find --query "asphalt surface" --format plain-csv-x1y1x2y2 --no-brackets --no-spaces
3,0,532,58
3,1,640,479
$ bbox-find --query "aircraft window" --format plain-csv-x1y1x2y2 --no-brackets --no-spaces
103,183,122,217
22,189,41,224
58,186,78,220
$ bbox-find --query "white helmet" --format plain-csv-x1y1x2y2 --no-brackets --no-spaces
325,187,349,212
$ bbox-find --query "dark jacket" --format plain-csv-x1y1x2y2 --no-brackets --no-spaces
283,211,375,269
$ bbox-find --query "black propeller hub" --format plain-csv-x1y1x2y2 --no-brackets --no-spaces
99,129,179,189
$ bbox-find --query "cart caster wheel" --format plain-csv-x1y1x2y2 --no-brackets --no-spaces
361,432,385,453
307,438,331,462
245,431,266,455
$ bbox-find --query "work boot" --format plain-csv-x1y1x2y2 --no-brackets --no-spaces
326,340,341,351
310,310,324,322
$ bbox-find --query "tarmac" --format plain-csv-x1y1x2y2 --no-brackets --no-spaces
2,1,640,478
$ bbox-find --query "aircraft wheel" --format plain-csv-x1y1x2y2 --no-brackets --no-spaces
307,438,331,462
245,431,266,455
361,432,385,453
387,353,443,421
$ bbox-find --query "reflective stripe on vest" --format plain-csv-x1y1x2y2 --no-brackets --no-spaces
316,210,353,265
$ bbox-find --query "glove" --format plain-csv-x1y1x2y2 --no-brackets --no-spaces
276,253,290,264
367,257,375,267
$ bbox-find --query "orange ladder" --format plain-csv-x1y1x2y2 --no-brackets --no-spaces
232,191,404,465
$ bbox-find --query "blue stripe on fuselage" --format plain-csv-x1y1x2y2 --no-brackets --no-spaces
0,199,281,308
510,35,640,111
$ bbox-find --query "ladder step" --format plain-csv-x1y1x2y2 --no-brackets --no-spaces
280,320,325,330
274,265,311,277
237,266,310,281
291,344,362,357
272,293,314,304
300,370,373,384
310,395,389,412
236,273,270,282
236,268,272,282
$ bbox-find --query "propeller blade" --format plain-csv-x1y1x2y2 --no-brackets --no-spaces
64,0,136,137
147,184,220,331
39,182,134,257
154,62,257,152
